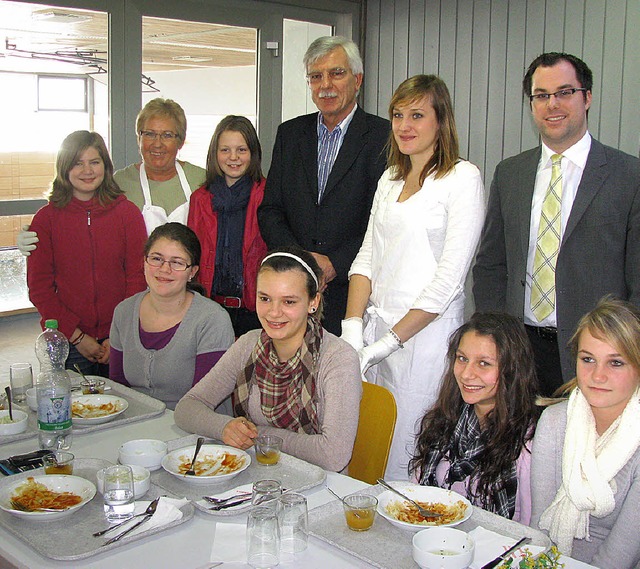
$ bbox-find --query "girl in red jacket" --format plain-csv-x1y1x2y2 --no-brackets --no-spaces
27,131,147,376
187,116,267,337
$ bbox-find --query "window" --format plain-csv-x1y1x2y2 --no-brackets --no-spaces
37,75,88,111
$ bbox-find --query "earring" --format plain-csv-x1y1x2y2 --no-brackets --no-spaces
310,307,317,313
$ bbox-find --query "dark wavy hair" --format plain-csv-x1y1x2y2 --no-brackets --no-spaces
144,222,205,295
205,115,263,186
258,246,324,321
387,74,459,184
48,131,122,208
409,312,540,502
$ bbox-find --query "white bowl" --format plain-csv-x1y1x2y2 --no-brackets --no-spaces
96,465,150,498
0,474,96,521
0,410,28,435
71,394,128,425
377,483,472,532
119,439,168,471
25,388,38,412
161,444,251,485
412,527,475,569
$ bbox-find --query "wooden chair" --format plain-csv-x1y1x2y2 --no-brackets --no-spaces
348,382,397,484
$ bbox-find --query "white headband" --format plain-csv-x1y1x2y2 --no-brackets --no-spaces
261,252,319,290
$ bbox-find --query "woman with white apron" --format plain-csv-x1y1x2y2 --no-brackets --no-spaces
343,75,485,480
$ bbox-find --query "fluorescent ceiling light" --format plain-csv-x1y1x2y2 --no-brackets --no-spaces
32,10,93,24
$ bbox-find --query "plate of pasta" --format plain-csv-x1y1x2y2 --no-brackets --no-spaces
161,444,251,485
0,475,96,520
377,483,472,532
71,394,128,425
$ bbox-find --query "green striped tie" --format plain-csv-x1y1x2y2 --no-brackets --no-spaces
531,154,563,321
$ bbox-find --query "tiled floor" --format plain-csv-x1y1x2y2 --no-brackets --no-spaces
0,312,42,387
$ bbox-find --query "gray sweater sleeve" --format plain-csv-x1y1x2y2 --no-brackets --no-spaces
174,331,363,472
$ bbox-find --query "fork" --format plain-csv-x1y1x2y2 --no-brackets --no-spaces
10,499,64,512
203,491,252,505
185,437,205,476
376,479,442,519
93,497,160,537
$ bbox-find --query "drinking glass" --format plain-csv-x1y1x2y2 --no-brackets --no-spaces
10,363,33,404
103,465,135,522
342,494,377,531
252,479,283,512
278,492,308,553
43,451,74,475
255,435,283,466
247,505,280,568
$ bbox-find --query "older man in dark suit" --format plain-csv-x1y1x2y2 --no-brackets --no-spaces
473,52,640,396
258,36,389,335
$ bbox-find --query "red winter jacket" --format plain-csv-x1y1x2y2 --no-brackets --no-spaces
27,194,147,339
187,178,267,311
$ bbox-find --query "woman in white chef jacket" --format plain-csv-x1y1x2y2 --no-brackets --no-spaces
342,75,485,480
114,98,206,234
17,98,205,253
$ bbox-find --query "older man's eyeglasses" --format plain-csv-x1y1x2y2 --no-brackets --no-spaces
306,68,349,84
145,254,192,271
529,88,587,104
139,130,180,141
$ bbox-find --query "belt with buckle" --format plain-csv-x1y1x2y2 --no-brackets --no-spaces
214,295,242,309
525,325,557,341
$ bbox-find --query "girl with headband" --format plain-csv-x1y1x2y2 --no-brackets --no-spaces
174,246,362,471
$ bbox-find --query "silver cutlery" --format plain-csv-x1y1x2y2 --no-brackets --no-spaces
480,536,530,569
207,495,253,511
4,387,13,421
93,497,160,537
203,491,252,505
185,437,205,476
102,506,158,546
10,499,65,512
376,478,442,519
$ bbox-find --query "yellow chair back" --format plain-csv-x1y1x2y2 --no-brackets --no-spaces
348,381,397,484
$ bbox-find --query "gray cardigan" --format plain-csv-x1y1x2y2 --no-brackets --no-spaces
531,401,640,568
174,329,362,472
110,291,234,409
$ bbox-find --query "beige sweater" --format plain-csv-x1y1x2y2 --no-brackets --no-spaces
174,330,362,472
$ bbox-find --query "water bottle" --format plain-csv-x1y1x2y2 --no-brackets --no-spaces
35,319,73,450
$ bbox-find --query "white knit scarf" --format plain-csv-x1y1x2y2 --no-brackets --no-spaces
539,386,640,555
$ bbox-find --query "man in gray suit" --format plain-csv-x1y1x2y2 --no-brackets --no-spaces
473,52,640,395
258,36,389,335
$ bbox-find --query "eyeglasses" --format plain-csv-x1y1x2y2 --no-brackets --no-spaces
529,88,588,104
145,254,192,271
139,130,180,141
306,68,349,84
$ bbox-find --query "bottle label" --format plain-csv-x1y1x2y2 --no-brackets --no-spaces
37,394,72,431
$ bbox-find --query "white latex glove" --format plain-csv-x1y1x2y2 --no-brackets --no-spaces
358,331,401,375
340,317,364,351
17,225,38,256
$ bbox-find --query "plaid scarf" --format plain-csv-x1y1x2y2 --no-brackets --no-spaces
419,404,517,519
232,317,322,434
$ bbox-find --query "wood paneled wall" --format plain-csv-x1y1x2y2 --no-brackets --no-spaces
363,0,640,187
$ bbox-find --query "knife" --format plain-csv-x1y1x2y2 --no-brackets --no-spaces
481,536,530,569
208,495,253,510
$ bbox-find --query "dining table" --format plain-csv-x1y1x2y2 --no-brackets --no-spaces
0,400,598,569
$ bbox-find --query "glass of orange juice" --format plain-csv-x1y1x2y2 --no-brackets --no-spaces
255,435,283,466
343,494,377,531
43,451,74,475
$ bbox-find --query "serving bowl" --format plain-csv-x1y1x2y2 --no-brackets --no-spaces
96,464,150,498
71,394,128,425
25,387,38,412
0,475,96,521
161,444,250,485
377,483,472,532
412,527,475,569
119,439,168,471
0,410,28,435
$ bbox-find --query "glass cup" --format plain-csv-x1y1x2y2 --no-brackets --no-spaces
9,363,33,404
43,451,74,475
246,505,280,568
278,492,308,554
80,378,105,394
252,479,283,512
342,494,378,531
255,435,283,466
103,465,135,522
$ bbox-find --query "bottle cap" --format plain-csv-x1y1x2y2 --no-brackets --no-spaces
44,319,59,329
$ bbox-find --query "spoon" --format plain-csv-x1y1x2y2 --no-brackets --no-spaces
376,479,441,519
73,364,86,379
185,437,205,476
4,387,13,421
326,487,363,518
93,497,160,537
